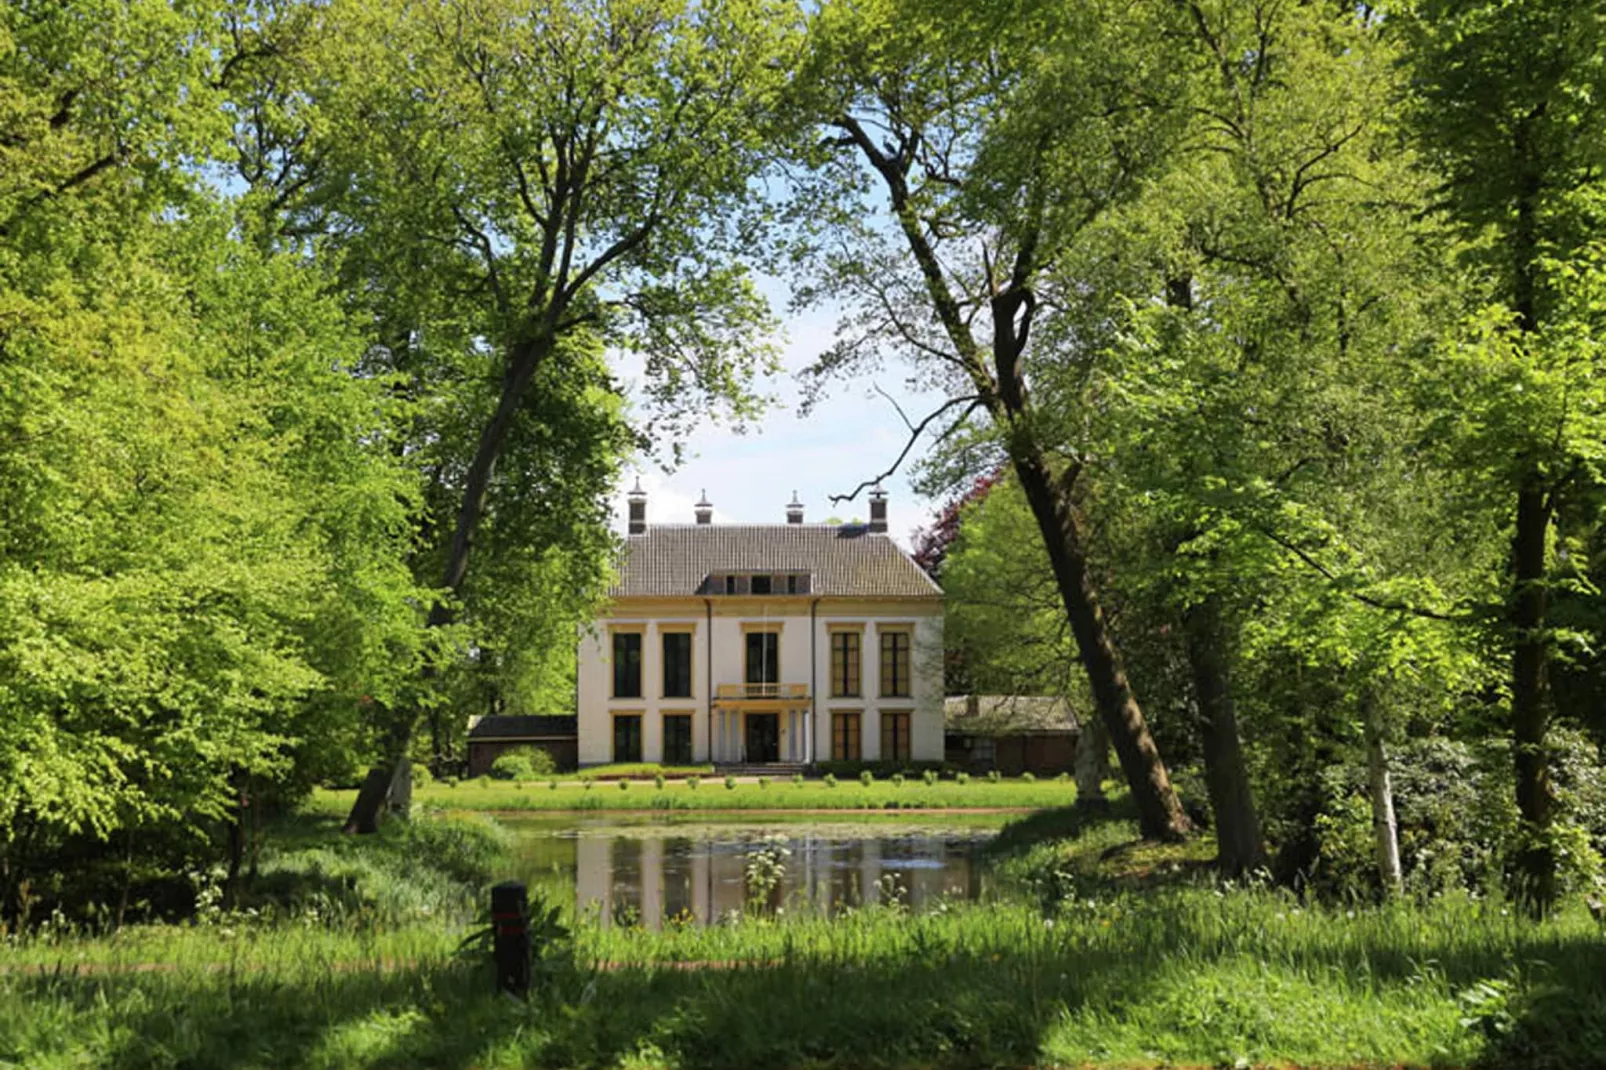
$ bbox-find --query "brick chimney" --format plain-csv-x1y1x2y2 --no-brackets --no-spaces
627,478,647,535
786,491,804,525
868,485,888,533
695,489,713,525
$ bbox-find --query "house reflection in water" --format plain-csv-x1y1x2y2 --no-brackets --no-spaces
574,829,989,929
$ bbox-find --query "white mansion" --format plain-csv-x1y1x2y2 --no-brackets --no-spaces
575,485,944,767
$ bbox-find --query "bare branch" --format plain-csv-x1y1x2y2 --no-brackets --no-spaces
829,394,983,504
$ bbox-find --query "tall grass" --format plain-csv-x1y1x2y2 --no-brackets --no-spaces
4,887,1600,1068
4,804,1603,1068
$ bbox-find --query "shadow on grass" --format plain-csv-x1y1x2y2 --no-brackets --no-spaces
984,797,1139,858
15,915,1606,1069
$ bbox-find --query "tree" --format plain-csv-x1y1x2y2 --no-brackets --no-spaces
0,0,429,913
218,0,798,829
1403,0,1606,914
795,0,1193,841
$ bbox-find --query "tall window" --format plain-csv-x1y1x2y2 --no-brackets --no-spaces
662,714,693,765
613,714,642,762
612,631,642,698
832,712,862,761
830,631,861,697
879,630,911,698
880,711,911,763
662,632,692,698
745,631,779,685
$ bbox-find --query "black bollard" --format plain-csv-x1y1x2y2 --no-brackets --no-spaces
491,881,531,998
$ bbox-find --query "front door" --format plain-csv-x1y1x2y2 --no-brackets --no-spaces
745,713,780,763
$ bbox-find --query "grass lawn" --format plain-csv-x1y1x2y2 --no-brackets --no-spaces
309,774,1081,815
4,804,1603,1068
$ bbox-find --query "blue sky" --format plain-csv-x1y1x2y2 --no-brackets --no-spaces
612,286,951,549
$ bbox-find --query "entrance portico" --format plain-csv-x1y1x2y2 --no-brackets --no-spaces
712,684,810,764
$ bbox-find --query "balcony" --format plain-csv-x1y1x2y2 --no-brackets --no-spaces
714,682,809,702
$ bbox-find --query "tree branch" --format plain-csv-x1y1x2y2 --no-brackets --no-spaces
829,394,983,504
1257,526,1468,623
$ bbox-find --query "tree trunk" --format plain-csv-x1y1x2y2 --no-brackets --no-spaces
1511,470,1555,913
344,333,552,834
1182,595,1265,877
1363,693,1402,897
1011,447,1192,841
1507,133,1556,916
1074,710,1111,809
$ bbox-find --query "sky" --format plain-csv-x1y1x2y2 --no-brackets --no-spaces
610,285,952,549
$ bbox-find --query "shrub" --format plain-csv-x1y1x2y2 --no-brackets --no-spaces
489,752,532,781
824,773,837,788
1056,771,1071,783
891,773,905,787
654,774,666,790
548,780,558,790
1021,772,1036,784
617,779,629,791
687,776,700,790
792,773,804,786
442,776,459,788
650,794,673,810
724,776,737,791
758,777,769,790
859,770,874,787
987,769,1001,783
489,747,557,782
956,772,970,785
582,780,594,791
411,763,434,788
923,769,938,787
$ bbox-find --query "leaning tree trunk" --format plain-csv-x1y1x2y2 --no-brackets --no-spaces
1362,692,1402,897
344,333,552,834
1010,446,1192,842
840,114,1188,843
1183,595,1266,877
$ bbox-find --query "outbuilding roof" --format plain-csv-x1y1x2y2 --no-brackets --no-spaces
466,715,578,740
609,524,942,599
944,695,1080,736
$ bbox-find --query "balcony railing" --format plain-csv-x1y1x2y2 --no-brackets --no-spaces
715,682,809,700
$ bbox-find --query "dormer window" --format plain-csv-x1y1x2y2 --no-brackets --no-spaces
707,571,811,595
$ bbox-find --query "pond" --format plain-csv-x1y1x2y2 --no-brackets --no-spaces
504,813,1005,927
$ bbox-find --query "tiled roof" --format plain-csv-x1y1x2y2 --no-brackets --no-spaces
944,695,1079,735
610,524,942,599
467,715,577,739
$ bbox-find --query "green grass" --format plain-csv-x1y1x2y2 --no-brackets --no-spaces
542,762,715,781
4,802,1604,1068
309,775,1081,814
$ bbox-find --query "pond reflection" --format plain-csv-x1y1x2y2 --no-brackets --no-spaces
509,819,996,928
